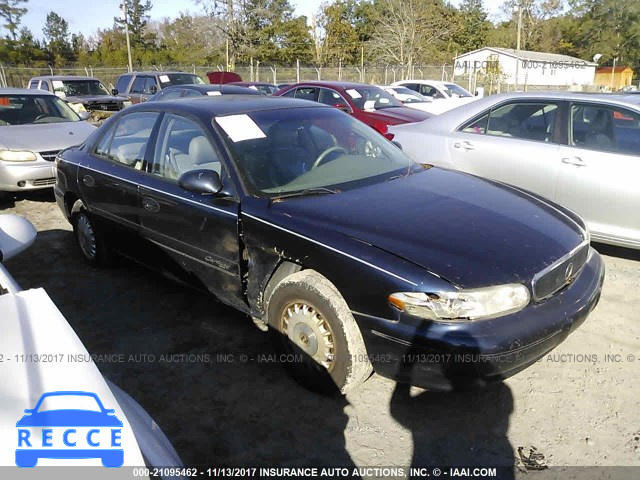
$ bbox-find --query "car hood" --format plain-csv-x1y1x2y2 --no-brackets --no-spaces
362,106,431,124
65,95,127,103
266,168,584,288
0,122,96,152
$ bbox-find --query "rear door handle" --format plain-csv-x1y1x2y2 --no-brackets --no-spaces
142,197,160,213
454,140,475,151
82,175,95,187
562,156,586,167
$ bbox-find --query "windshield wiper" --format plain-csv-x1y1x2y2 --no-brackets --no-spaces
270,187,340,202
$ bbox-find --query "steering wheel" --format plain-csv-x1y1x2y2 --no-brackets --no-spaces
311,146,347,169
33,114,49,123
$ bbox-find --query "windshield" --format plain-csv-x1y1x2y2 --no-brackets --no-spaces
55,80,111,97
442,83,473,98
388,87,430,103
345,86,403,110
161,74,205,86
0,94,80,125
215,107,421,196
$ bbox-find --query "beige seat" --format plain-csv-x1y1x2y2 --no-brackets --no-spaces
174,136,221,175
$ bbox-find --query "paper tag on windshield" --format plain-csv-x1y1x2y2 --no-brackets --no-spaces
346,89,362,99
159,75,170,83
52,80,64,90
207,91,222,96
215,114,266,142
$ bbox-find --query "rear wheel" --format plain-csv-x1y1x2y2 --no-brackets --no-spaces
267,270,372,394
72,209,110,266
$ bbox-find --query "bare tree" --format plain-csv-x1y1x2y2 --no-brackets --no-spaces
368,0,450,78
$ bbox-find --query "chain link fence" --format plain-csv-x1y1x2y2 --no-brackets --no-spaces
0,63,604,94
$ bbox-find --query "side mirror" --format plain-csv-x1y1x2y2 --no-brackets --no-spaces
178,169,223,195
332,103,351,113
111,88,119,95
150,85,158,94
0,215,37,263
78,111,90,121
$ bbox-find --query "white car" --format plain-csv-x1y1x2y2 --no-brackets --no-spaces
0,215,183,474
380,86,434,113
391,80,478,114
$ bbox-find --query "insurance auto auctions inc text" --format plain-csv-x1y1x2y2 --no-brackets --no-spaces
256,467,498,478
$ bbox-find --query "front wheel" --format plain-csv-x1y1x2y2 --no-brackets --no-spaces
267,270,372,394
72,210,110,266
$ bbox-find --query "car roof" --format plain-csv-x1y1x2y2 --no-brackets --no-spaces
30,75,98,81
123,71,193,76
129,94,327,117
286,80,377,89
397,79,451,86
0,87,55,95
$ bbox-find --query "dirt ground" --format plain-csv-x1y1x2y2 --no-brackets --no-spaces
2,191,639,476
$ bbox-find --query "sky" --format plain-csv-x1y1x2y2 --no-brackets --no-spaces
21,0,506,41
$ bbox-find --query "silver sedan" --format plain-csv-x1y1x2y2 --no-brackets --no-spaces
390,91,640,249
0,88,95,196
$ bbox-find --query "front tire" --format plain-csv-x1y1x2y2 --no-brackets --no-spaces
72,209,110,266
267,270,372,394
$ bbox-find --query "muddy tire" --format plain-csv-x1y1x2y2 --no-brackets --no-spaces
72,209,110,267
267,270,372,394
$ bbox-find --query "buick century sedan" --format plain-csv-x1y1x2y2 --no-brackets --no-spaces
54,96,604,393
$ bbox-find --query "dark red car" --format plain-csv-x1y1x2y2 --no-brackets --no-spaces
274,81,432,138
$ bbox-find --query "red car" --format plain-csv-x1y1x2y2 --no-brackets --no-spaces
275,81,432,139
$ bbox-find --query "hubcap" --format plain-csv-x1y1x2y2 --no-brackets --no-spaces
282,302,335,372
77,214,97,259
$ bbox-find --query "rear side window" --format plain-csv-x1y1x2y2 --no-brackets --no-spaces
461,102,558,143
115,75,132,94
29,80,40,89
294,87,318,102
571,103,640,155
94,112,160,169
318,88,348,107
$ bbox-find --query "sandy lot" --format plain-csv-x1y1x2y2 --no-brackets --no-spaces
2,191,639,476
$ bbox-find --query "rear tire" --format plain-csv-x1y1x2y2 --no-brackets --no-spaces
72,209,110,266
267,270,372,394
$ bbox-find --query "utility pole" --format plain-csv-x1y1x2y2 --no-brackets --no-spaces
120,3,133,73
514,3,522,91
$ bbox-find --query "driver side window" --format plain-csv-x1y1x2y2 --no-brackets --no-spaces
152,114,222,181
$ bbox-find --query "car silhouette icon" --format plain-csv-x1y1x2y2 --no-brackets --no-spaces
16,391,124,468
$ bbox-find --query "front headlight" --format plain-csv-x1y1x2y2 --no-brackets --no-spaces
0,150,38,162
122,101,132,108
389,284,531,321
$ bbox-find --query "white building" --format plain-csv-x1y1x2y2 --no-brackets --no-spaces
454,47,596,88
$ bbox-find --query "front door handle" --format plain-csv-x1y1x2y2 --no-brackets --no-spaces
562,156,586,167
142,197,160,213
82,175,95,187
454,140,475,151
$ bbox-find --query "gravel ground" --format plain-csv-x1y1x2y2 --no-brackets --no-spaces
2,191,639,476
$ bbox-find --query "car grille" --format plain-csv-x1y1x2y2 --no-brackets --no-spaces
39,150,60,162
85,101,121,112
531,241,590,301
33,178,56,187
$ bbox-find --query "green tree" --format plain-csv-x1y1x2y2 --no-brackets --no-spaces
0,0,27,41
318,0,362,65
453,0,490,53
43,11,73,66
571,0,640,65
114,0,154,47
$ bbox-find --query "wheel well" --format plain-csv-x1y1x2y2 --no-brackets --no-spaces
262,260,302,323
65,193,84,218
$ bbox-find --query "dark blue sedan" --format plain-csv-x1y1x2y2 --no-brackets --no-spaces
147,83,261,102
53,95,604,394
